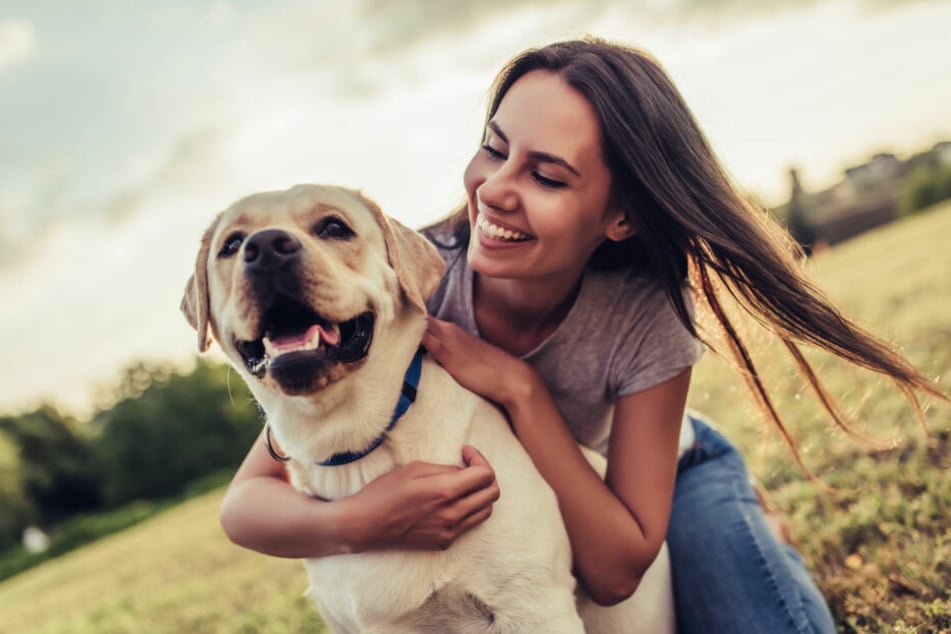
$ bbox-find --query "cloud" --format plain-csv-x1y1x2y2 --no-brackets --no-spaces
207,2,234,29
356,0,941,47
97,125,232,226
0,19,36,72
0,122,231,276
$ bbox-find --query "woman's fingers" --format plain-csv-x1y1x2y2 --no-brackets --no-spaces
353,446,500,551
419,466,500,550
424,317,532,406
462,444,489,467
422,449,498,504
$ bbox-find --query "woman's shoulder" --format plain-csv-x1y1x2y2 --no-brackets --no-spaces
584,266,674,312
420,210,467,253
421,215,470,321
579,266,698,342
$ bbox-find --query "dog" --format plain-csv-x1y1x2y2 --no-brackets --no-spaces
182,184,676,633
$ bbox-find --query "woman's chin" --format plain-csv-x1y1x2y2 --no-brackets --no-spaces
469,244,521,279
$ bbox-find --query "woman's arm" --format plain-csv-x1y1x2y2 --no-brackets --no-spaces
220,429,501,558
424,317,688,605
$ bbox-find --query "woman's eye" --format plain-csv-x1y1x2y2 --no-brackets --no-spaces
533,172,567,189
219,233,245,257
482,144,506,160
315,217,354,240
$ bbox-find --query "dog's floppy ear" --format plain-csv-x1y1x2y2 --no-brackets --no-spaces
181,217,218,352
359,192,445,312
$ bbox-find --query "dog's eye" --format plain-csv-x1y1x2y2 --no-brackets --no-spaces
315,217,354,240
219,232,245,258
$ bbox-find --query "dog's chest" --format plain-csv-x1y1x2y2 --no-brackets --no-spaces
303,548,461,631
286,456,394,500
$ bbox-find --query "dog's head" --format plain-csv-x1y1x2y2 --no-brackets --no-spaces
181,184,445,396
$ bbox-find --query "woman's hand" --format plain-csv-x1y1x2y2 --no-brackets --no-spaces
423,316,541,410
348,445,500,552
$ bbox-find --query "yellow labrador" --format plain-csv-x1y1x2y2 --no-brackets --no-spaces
182,184,675,633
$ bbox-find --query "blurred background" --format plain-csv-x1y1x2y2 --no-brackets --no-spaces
1,1,950,632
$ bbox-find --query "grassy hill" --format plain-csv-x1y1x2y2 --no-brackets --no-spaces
1,202,949,633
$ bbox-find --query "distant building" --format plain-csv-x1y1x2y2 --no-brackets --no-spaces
778,141,951,247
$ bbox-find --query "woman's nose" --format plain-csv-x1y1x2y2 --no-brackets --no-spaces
477,163,518,213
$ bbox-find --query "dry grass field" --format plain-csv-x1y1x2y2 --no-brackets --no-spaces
1,201,949,633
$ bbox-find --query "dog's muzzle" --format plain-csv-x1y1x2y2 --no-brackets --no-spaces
234,229,375,393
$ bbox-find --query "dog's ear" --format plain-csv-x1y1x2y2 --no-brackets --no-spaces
358,192,445,312
181,217,218,352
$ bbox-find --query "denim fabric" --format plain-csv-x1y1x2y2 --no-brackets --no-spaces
667,415,836,633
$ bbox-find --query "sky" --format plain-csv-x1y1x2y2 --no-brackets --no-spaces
1,0,950,419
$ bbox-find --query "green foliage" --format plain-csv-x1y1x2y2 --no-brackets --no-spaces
900,163,951,216
0,433,34,545
0,407,102,529
0,357,261,565
93,360,261,507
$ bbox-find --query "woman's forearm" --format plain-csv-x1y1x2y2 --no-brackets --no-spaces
220,430,499,559
503,378,660,605
421,317,672,604
220,474,360,558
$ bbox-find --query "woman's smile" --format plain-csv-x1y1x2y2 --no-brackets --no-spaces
476,213,533,244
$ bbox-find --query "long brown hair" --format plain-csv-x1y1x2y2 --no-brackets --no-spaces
428,37,945,473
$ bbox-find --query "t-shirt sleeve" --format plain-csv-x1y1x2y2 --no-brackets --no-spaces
612,283,705,397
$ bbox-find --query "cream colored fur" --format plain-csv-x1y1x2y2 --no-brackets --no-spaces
182,184,676,633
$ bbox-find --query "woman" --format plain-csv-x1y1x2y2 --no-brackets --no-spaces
220,38,941,632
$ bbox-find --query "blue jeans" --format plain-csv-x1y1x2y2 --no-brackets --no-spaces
667,415,836,633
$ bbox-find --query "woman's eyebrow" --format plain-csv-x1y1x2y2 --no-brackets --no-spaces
487,120,582,177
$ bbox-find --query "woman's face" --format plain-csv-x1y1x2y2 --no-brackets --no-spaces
463,70,628,285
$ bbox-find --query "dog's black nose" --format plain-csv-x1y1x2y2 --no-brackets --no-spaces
244,229,301,272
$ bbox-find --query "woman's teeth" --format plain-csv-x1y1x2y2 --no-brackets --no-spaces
478,216,530,242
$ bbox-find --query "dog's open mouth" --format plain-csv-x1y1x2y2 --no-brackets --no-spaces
235,295,374,380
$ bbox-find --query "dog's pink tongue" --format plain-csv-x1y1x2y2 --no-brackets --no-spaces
269,324,340,351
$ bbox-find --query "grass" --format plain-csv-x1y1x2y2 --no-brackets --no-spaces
0,471,234,584
688,200,951,632
0,201,949,633
0,489,322,634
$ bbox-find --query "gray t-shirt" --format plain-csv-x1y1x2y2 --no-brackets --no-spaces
425,238,705,457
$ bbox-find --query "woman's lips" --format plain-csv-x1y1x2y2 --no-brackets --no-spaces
476,214,532,243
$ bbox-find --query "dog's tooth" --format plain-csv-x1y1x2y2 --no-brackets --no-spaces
250,357,268,375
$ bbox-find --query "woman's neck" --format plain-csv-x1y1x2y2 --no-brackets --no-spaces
472,271,583,357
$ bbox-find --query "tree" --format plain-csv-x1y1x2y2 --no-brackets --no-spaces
0,407,102,525
0,432,34,547
901,164,951,216
94,360,261,506
784,167,819,255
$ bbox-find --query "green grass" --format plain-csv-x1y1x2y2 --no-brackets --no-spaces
0,489,322,633
688,200,951,632
1,201,949,633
